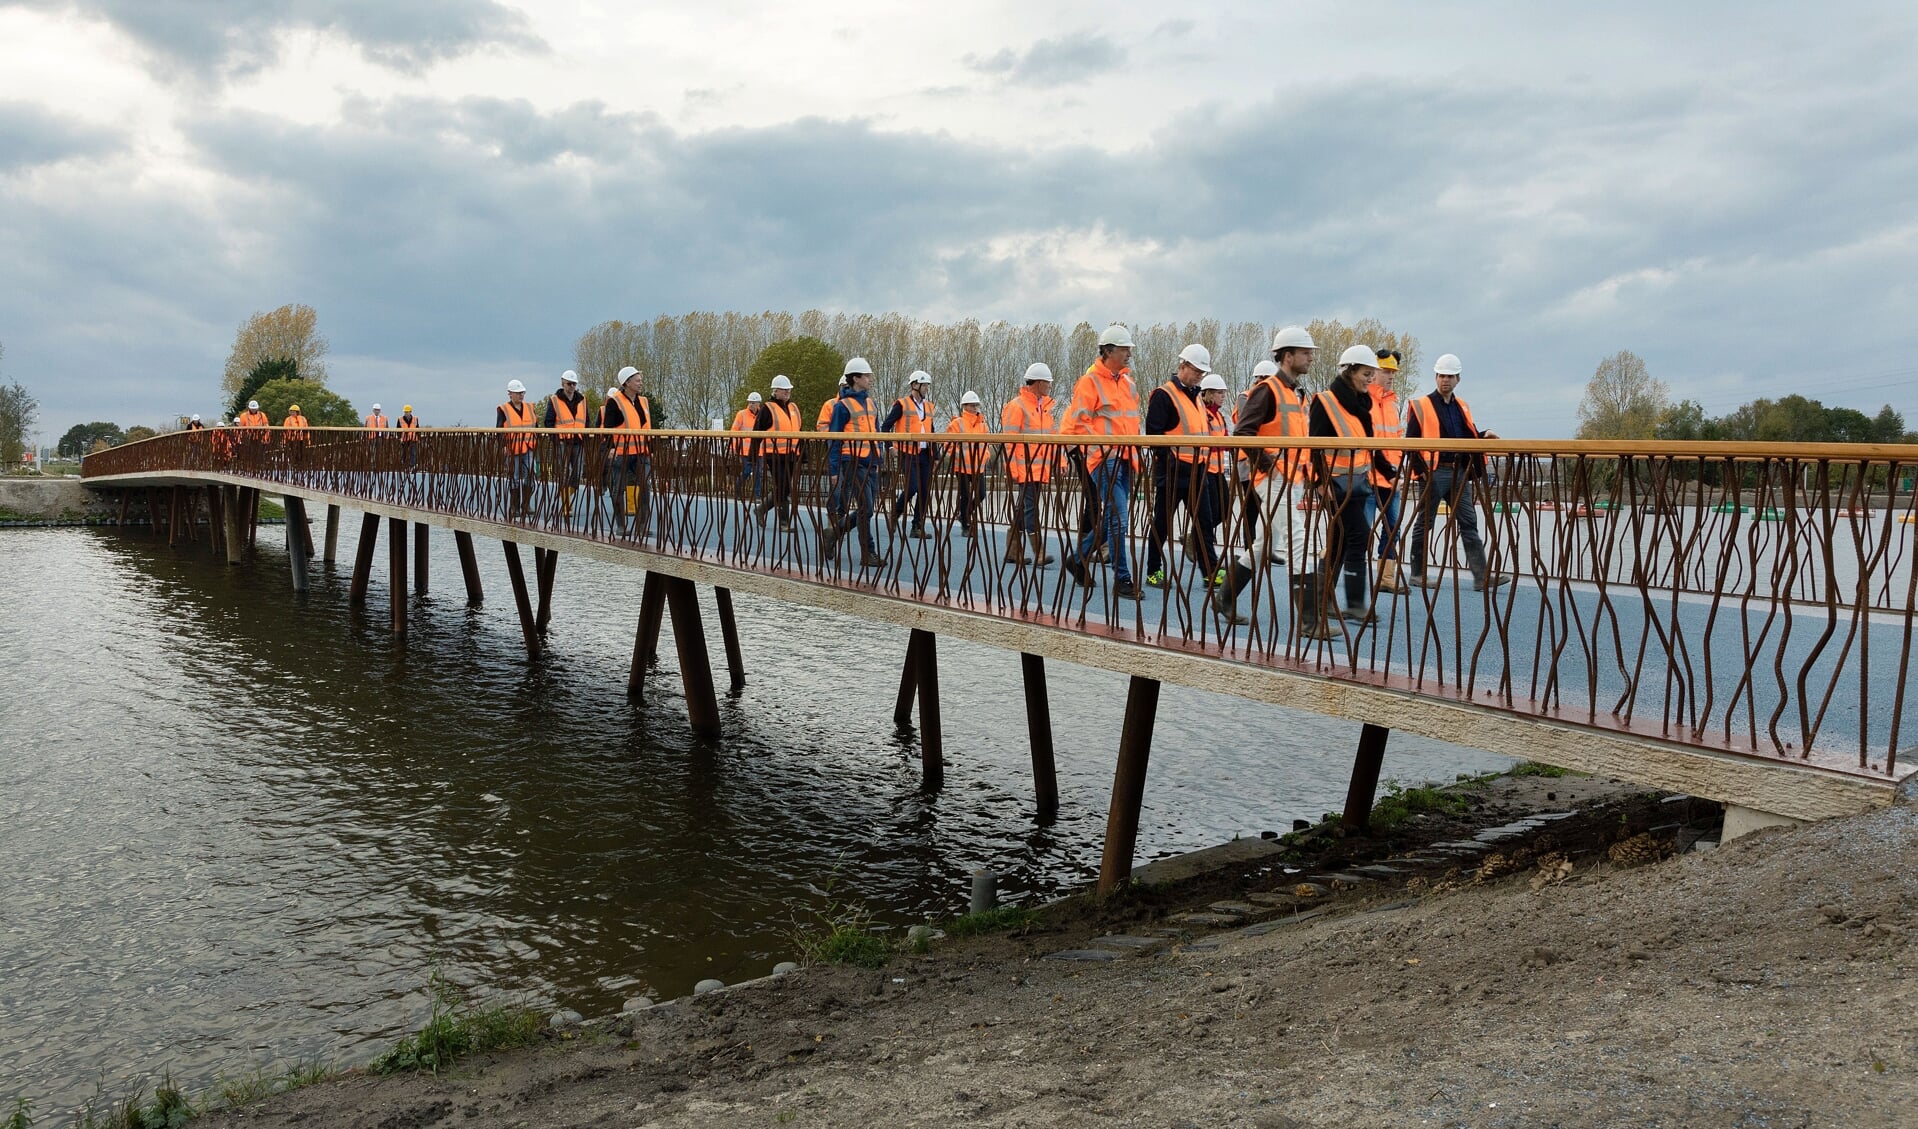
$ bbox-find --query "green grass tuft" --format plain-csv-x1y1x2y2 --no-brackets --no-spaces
1510,761,1571,778
1369,781,1472,830
370,973,544,1076
942,906,1037,938
792,888,893,969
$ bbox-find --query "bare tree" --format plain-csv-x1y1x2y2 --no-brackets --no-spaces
222,304,329,401
1303,318,1422,397
1575,350,1670,439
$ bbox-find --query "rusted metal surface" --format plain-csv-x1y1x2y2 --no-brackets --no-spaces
83,426,1918,776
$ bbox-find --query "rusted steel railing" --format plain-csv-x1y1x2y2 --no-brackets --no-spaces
85,428,1918,775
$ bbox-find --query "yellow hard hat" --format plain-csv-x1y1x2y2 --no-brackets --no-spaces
403,405,413,412
289,404,301,412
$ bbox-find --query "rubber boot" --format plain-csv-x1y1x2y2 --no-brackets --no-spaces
1377,559,1406,593
1293,572,1334,641
1211,556,1255,623
1028,531,1054,567
1466,544,1510,592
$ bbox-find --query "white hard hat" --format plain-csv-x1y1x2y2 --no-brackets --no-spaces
747,391,762,402
908,370,931,386
844,357,873,376
190,414,200,422
561,370,579,384
1251,360,1280,378
1023,362,1054,383
616,366,639,382
1272,326,1316,352
1097,323,1134,348
837,375,848,388
606,387,619,398
1338,345,1379,368
1199,373,1228,392
1177,343,1213,374
770,374,793,390
960,390,982,406
248,400,260,410
370,403,380,411
1434,353,1463,376
506,379,526,393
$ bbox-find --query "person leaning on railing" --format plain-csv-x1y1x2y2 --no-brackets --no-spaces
1309,345,1392,626
1404,353,1508,592
1000,363,1058,568
751,375,803,528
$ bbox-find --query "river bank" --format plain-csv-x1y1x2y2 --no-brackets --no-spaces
189,775,1918,1128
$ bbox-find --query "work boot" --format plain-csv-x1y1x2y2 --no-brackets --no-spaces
818,523,842,562
1474,572,1511,592
911,526,932,540
1342,604,1377,626
754,497,772,529
1062,553,1093,587
1028,532,1054,566
1112,578,1143,601
1004,524,1026,566
1377,559,1406,593
860,545,889,569
1292,573,1334,641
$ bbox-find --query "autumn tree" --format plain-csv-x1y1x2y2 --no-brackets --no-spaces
0,378,36,467
222,305,329,402
745,337,846,425
1574,350,1670,440
251,379,357,427
1302,318,1422,397
124,425,158,443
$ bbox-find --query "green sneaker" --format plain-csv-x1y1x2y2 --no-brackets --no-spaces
1145,569,1167,589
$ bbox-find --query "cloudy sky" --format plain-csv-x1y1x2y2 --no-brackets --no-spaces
3,0,1916,440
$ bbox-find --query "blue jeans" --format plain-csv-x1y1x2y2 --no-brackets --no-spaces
834,459,881,551
1077,458,1132,584
1366,485,1401,561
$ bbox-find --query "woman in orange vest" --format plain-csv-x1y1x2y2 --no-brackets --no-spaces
601,366,653,537
752,375,804,528
1367,349,1408,592
1142,344,1223,590
882,370,937,539
543,371,587,517
497,379,538,517
946,391,991,537
731,391,763,501
1058,323,1142,599
1308,345,1393,627
1001,363,1058,567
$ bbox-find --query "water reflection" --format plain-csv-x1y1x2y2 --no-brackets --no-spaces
0,524,1509,1113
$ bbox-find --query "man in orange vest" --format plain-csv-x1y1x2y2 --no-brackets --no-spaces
281,403,310,466
731,391,763,501
396,404,421,470
364,402,390,473
1059,323,1142,600
1308,345,1394,629
1216,328,1319,626
1001,363,1057,567
497,379,538,516
882,370,937,540
821,356,887,569
1367,349,1408,593
544,370,588,517
1142,343,1224,590
751,375,803,528
1404,353,1508,591
602,366,653,537
946,391,990,537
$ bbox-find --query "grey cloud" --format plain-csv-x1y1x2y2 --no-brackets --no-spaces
964,31,1121,88
0,100,122,171
1154,18,1196,37
8,63,1918,438
8,0,543,79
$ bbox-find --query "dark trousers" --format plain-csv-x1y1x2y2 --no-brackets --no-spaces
834,460,881,551
1409,465,1486,577
761,454,798,519
954,472,985,528
1145,458,1219,576
1327,481,1372,607
894,448,933,529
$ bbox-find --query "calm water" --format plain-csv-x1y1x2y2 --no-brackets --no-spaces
0,523,1509,1113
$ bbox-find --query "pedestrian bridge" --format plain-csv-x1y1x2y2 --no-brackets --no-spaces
82,428,1918,889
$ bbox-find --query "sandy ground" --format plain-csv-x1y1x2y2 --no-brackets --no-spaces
198,782,1918,1128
